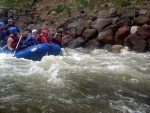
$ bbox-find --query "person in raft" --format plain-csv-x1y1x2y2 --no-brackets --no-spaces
36,29,52,43
0,21,5,37
24,29,38,46
6,27,19,51
6,18,20,33
0,26,10,46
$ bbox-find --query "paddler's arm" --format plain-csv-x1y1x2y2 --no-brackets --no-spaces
7,37,14,51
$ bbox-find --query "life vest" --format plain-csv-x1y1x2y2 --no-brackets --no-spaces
50,34,62,46
11,36,19,47
36,35,51,43
55,35,62,46
5,34,19,48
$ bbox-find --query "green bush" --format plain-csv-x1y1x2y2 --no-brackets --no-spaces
65,6,71,14
55,4,66,13
120,0,131,7
1,0,28,7
1,0,17,5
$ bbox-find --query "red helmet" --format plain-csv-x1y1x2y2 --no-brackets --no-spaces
41,30,47,34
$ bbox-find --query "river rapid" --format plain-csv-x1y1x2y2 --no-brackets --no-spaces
0,48,150,113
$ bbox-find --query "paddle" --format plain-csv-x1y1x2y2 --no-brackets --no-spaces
60,38,69,55
0,45,7,51
13,35,22,55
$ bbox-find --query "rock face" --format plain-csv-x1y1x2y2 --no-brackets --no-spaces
90,18,112,32
124,34,147,52
1,1,150,52
115,26,131,45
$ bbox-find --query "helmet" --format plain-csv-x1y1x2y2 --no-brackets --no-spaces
32,29,37,33
9,27,17,33
2,26,8,30
8,18,13,22
41,29,47,34
0,22,5,26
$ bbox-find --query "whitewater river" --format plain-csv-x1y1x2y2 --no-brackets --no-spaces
0,48,150,113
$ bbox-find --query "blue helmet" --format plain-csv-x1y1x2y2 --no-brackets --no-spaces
9,27,17,33
0,22,5,26
2,26,8,30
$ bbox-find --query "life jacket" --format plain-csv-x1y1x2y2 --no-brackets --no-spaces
5,34,19,48
36,35,51,43
10,36,19,48
55,35,62,46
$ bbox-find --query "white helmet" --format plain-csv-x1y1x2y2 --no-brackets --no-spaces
32,29,37,33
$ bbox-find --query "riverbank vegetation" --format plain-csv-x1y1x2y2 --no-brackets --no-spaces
1,0,145,10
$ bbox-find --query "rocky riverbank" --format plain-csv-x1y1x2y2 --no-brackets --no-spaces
0,0,150,53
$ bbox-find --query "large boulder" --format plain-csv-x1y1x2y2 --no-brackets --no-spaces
106,8,118,18
57,19,73,30
83,20,93,29
115,26,131,45
124,34,147,52
116,19,132,27
136,24,150,39
67,37,85,48
82,28,98,42
97,10,108,19
103,44,112,52
90,18,112,32
112,45,124,53
85,38,103,49
97,29,114,44
97,25,118,44
132,17,150,26
62,35,74,47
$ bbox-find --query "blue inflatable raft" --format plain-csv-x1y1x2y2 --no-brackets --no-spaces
0,43,62,61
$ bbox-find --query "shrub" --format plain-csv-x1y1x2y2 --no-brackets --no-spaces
120,0,131,7
65,6,71,14
55,4,66,13
1,0,28,7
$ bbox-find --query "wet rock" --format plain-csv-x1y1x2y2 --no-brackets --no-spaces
97,29,114,44
68,21,80,29
57,19,73,30
97,25,118,45
69,27,78,39
116,19,132,27
103,44,112,52
136,24,150,39
85,38,103,49
76,26,84,37
90,18,112,32
132,17,150,26
97,10,108,19
62,35,74,47
115,26,131,45
82,28,98,42
139,9,148,15
112,45,124,53
124,34,147,52
83,20,93,29
67,37,85,48
106,8,118,18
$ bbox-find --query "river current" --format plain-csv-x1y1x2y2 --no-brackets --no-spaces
0,48,150,113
